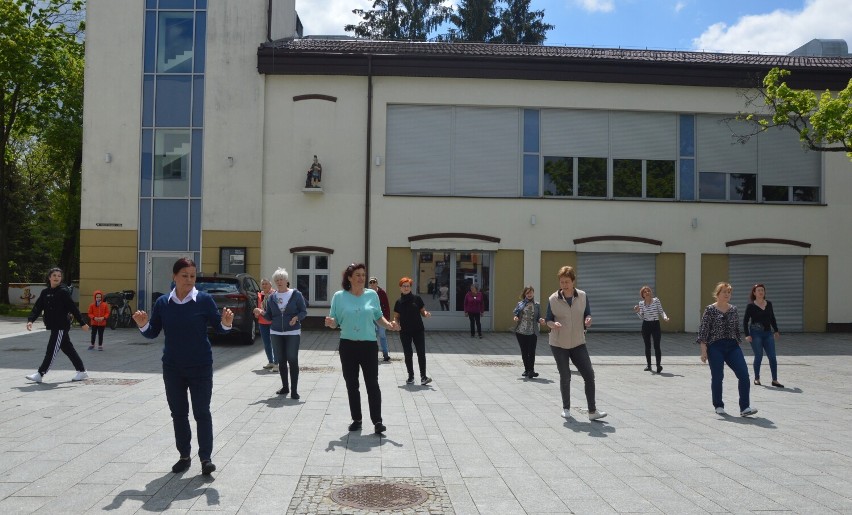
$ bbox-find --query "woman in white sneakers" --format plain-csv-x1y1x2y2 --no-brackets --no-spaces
25,267,90,383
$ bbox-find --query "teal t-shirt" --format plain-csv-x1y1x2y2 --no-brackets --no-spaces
328,289,382,341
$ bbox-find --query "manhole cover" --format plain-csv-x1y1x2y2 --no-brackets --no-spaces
82,378,144,386
4,348,33,352
300,366,335,373
330,482,429,511
466,359,519,367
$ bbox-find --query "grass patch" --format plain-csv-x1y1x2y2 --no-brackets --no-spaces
0,305,32,317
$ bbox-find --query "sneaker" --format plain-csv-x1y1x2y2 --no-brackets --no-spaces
521,370,529,377
271,364,279,373
740,407,758,417
643,365,651,371
348,420,362,431
374,422,386,434
26,372,43,383
262,363,274,370
421,376,432,385
98,347,104,351
561,409,571,419
201,460,216,475
290,392,300,400
276,387,289,395
715,406,726,415
383,355,391,362
656,365,663,374
172,457,191,473
88,345,95,350
406,376,414,385
478,335,483,339
529,371,539,378
72,371,88,381
588,410,608,421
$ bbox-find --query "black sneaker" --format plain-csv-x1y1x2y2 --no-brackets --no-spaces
643,365,651,371
421,376,432,385
201,460,216,475
348,420,362,431
656,365,663,374
276,387,289,395
383,355,391,362
521,370,529,377
529,371,539,378
171,457,191,473
290,392,300,400
374,422,386,434
406,376,414,384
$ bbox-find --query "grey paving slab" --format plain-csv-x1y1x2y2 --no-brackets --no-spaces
2,325,852,513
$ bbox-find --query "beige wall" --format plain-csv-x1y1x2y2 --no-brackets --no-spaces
201,231,262,279
657,253,685,332
540,252,577,308
494,250,524,331
79,230,138,310
386,247,411,298
804,255,828,332
700,254,729,321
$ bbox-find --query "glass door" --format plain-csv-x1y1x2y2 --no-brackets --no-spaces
144,252,193,311
414,250,492,331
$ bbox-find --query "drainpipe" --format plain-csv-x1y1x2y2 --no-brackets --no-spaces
365,55,373,268
266,0,272,42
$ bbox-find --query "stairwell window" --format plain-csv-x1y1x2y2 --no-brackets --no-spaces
157,12,194,73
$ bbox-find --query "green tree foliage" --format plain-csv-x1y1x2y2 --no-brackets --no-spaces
450,0,499,42
741,68,852,159
0,0,84,301
345,0,452,41
493,0,554,45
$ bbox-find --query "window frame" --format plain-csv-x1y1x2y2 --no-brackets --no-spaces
293,253,330,307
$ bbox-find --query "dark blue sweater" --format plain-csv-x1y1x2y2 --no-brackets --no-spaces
141,291,226,368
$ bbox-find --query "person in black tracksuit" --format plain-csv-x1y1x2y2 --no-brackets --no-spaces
25,268,90,383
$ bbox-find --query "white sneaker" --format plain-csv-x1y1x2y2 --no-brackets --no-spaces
740,406,758,417
561,409,572,419
271,364,279,373
72,371,88,381
262,363,274,370
588,410,608,421
26,372,43,383
715,406,726,415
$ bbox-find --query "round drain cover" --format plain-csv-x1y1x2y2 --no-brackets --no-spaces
330,482,429,510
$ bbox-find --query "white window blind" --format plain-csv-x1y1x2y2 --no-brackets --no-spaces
452,107,520,197
696,115,756,174
386,105,453,195
541,109,609,157
610,111,677,160
757,126,820,187
729,255,803,331
575,253,656,331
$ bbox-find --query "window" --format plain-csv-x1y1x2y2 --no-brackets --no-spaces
153,129,191,197
543,156,572,196
613,159,642,198
578,157,606,197
729,173,756,201
699,172,756,201
294,254,329,306
157,12,194,73
646,160,675,199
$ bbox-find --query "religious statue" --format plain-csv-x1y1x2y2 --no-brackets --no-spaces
305,155,322,188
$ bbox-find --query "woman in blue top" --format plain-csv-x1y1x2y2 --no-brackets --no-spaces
133,258,233,476
325,263,398,434
255,267,308,398
512,286,546,379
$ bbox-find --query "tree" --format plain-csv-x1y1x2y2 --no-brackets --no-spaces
0,0,84,302
739,68,852,159
345,0,451,41
493,0,554,45
450,0,499,43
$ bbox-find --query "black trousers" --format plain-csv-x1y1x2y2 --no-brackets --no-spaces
339,339,382,424
515,332,537,372
90,325,105,345
38,329,85,376
468,313,482,336
550,344,596,412
400,330,427,378
641,320,662,366
272,334,300,392
163,363,213,461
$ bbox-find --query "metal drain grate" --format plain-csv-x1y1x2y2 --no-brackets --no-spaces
465,359,520,367
299,366,336,373
82,378,144,386
4,348,34,352
331,482,428,511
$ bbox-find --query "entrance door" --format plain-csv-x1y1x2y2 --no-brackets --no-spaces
142,252,193,311
415,250,492,331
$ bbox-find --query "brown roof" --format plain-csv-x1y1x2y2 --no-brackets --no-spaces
258,38,852,89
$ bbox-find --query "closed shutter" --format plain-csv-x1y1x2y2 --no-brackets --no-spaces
453,107,520,197
386,105,453,195
610,111,677,160
541,109,609,157
696,115,756,174
757,125,820,187
576,253,656,331
728,255,803,332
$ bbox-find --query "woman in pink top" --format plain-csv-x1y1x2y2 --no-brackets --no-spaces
464,284,485,338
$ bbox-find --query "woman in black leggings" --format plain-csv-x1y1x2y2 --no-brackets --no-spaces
633,285,669,374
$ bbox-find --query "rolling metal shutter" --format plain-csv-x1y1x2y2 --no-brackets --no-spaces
576,253,656,331
728,255,803,332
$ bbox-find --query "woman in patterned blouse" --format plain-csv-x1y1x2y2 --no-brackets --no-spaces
633,285,669,374
697,282,758,418
512,286,546,378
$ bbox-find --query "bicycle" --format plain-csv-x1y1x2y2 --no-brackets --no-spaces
105,290,135,329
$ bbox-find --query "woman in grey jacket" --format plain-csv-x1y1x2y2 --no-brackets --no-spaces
255,267,308,398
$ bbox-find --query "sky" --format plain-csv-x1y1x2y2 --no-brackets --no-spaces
294,0,852,55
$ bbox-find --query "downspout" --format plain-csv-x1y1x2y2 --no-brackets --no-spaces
266,0,272,41
365,55,373,267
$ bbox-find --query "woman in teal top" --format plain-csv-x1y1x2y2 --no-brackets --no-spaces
325,263,398,434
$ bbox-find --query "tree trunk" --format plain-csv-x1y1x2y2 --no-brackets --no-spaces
0,158,9,304
58,145,83,284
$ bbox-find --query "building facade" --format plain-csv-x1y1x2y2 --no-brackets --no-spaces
81,0,852,332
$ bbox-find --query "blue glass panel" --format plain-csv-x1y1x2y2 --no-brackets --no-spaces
679,114,695,157
193,12,206,73
157,12,194,73
141,129,154,197
154,129,190,197
155,76,192,127
139,199,152,250
159,0,193,9
192,76,204,127
152,199,189,250
138,253,147,311
190,199,201,251
679,159,695,200
522,155,539,197
191,129,202,197
523,109,540,153
144,11,157,73
146,0,156,9
142,75,154,127
196,0,207,9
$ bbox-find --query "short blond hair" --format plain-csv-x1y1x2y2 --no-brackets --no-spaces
557,266,575,281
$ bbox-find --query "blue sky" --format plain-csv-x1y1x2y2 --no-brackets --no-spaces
297,0,852,55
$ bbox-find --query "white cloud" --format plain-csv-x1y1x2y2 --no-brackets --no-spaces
296,0,372,36
575,0,615,14
692,0,852,54
674,1,686,14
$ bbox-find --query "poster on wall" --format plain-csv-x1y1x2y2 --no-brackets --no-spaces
220,247,246,274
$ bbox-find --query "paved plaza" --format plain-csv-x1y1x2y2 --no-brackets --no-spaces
1,317,851,514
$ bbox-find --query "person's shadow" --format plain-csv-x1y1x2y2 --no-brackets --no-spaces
518,377,555,384
103,472,220,511
326,432,404,453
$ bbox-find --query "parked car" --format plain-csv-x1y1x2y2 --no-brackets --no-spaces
194,272,260,345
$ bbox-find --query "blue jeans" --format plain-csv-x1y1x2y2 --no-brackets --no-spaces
272,334,300,391
375,323,388,355
707,339,751,412
259,323,275,363
163,363,213,461
749,328,778,381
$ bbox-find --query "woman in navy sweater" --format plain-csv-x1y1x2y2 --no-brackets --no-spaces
133,258,233,476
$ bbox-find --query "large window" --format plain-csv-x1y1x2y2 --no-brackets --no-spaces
699,172,756,201
294,254,329,306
